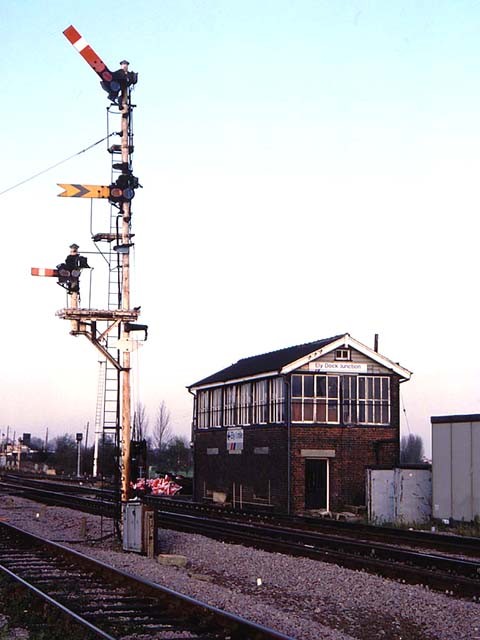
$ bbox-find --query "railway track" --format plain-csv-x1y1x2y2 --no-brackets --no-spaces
5,473,480,557
145,494,480,558
2,474,480,600
0,476,117,517
0,521,292,639
151,509,480,599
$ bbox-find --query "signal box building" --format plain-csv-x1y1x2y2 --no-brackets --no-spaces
188,334,411,514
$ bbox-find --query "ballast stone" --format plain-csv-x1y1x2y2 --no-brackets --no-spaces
157,554,188,568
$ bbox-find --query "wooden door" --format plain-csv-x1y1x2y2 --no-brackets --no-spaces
305,459,328,509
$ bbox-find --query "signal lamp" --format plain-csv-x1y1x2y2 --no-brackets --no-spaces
109,186,135,202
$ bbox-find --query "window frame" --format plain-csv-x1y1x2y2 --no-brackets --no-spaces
210,387,223,427
357,375,390,425
291,373,391,426
197,389,210,429
224,385,237,427
238,382,252,426
253,379,268,425
291,374,340,424
269,377,285,423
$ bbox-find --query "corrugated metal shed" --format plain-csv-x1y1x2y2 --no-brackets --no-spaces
431,414,480,522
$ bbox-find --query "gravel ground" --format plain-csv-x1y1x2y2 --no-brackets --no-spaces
0,495,479,640
0,614,29,640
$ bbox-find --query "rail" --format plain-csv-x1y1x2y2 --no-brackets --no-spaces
0,521,293,640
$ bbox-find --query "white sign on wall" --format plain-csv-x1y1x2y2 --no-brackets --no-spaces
308,362,368,373
227,427,243,454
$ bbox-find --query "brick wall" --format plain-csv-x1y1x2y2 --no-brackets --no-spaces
291,424,398,512
193,426,289,511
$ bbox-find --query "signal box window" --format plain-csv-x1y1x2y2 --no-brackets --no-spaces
292,374,339,423
292,373,390,426
335,349,350,361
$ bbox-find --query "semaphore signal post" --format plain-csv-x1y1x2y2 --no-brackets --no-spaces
31,26,147,527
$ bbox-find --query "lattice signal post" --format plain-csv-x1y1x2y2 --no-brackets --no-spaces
31,26,146,516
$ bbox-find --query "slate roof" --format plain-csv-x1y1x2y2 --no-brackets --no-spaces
189,334,345,388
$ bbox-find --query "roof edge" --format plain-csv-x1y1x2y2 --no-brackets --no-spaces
431,414,480,424
188,370,278,391
281,333,412,379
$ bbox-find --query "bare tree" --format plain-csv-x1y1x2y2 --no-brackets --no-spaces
400,433,424,463
51,434,77,475
152,401,172,452
163,435,193,472
133,402,149,440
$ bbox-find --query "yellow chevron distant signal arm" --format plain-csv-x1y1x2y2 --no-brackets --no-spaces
58,183,110,198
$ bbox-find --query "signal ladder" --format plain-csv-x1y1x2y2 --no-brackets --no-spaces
92,87,136,481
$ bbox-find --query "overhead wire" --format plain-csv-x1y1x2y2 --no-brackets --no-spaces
0,132,117,197
401,390,411,434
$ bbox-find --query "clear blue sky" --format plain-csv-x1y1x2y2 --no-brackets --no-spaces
1,1,480,454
